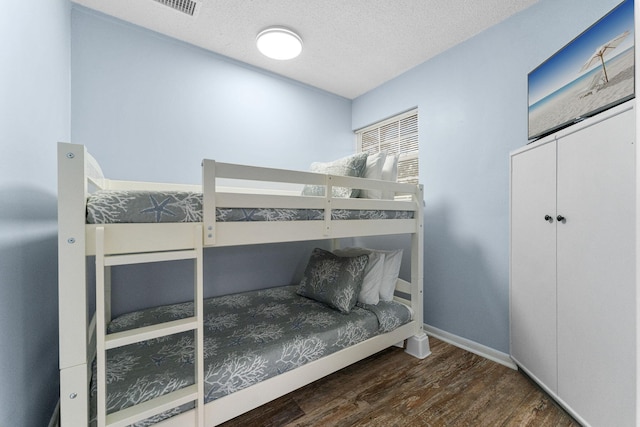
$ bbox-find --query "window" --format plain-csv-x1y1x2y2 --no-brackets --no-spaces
356,109,419,187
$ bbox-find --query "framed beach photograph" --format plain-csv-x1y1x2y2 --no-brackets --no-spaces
528,0,634,141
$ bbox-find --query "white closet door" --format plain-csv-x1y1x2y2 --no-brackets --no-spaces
510,140,558,392
556,108,636,427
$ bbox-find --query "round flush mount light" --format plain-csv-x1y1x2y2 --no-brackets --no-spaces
256,27,303,60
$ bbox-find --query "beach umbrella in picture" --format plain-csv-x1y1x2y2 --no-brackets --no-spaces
580,30,630,82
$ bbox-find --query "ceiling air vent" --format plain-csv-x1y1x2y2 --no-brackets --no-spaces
151,0,199,16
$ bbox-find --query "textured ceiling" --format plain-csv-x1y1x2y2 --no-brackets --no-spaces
72,0,539,99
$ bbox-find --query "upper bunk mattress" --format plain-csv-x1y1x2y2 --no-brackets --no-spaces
90,285,412,426
86,190,414,224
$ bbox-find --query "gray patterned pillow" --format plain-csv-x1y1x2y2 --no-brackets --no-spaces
301,152,368,198
297,248,369,313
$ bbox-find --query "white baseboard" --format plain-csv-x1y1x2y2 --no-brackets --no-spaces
423,324,517,370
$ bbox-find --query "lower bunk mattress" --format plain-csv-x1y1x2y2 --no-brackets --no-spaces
86,190,414,224
91,285,412,426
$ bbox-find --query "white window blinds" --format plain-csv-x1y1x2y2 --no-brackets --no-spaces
356,109,419,186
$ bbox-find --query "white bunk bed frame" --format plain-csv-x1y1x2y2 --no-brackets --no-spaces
57,142,430,427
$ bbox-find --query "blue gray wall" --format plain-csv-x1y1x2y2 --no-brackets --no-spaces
71,7,354,184
352,0,622,353
0,0,71,426
71,7,353,315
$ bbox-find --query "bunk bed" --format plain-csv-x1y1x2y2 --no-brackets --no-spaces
57,142,430,427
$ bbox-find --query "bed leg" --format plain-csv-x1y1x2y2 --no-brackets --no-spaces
405,332,431,359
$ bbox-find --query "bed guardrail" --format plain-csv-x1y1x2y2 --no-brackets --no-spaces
201,159,421,246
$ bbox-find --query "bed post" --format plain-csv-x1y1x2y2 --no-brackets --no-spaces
202,159,216,246
405,184,430,359
57,142,91,426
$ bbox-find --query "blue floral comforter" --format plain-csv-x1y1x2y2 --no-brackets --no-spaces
90,286,412,426
85,190,414,224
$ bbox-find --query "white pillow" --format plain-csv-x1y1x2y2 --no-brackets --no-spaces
381,154,399,199
360,151,387,199
378,249,403,301
333,248,386,305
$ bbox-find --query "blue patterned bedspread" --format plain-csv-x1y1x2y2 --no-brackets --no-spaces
86,190,414,224
90,286,412,426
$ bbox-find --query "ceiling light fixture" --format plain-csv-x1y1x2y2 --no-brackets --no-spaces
256,27,303,60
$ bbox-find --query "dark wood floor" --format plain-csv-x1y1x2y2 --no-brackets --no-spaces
220,337,578,427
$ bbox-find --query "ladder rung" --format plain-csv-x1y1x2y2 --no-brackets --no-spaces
106,317,198,349
106,384,198,427
105,249,197,266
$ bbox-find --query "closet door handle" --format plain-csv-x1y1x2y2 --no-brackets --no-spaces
556,215,565,222
544,215,553,222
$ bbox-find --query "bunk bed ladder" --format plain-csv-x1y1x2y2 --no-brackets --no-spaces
94,225,205,427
